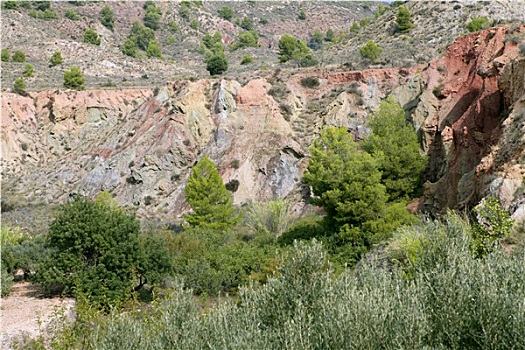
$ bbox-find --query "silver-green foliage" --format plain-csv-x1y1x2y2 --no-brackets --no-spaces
54,215,525,349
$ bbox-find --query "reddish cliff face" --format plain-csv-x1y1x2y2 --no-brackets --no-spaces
2,25,524,220
394,25,525,216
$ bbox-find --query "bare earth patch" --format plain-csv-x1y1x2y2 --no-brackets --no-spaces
0,282,75,349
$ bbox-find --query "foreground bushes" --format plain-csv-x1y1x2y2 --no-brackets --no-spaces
43,213,525,349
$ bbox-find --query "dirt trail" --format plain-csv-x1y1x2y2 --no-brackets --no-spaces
0,282,74,349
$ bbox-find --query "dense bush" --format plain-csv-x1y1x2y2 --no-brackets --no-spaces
146,39,162,58
84,29,101,45
300,76,320,89
217,6,233,21
49,51,63,66
23,63,34,77
99,5,114,30
466,17,491,32
63,66,85,90
129,21,155,50
13,77,26,92
143,1,162,31
206,54,228,75
231,31,259,50
121,38,138,58
1,48,9,62
469,196,513,258
240,54,252,65
395,6,413,33
43,218,525,349
64,9,80,21
12,50,26,62
278,34,310,63
359,40,382,61
37,195,144,309
308,29,324,50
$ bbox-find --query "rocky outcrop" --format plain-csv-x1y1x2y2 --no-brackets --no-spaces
2,26,524,222
394,25,525,221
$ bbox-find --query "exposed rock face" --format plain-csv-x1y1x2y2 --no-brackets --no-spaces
2,26,524,221
394,25,525,220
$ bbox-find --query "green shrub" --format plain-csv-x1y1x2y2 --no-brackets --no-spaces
1,268,13,297
189,18,199,30
217,6,233,21
237,16,254,31
49,51,63,66
28,8,58,20
308,29,323,50
2,0,18,10
146,39,162,58
298,54,318,67
144,8,161,31
83,29,101,45
22,63,34,77
298,9,306,20
359,40,382,61
231,31,258,50
37,195,143,309
466,17,491,32
240,54,252,65
300,76,320,88
469,196,513,258
12,50,26,62
63,66,85,90
278,34,311,63
99,4,114,30
243,199,295,239
1,48,9,62
121,38,138,57
168,20,179,32
13,77,26,92
129,21,155,50
64,8,80,21
395,6,413,33
206,54,228,76
325,28,335,42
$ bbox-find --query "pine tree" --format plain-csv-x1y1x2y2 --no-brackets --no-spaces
184,155,238,230
362,97,427,201
396,6,414,33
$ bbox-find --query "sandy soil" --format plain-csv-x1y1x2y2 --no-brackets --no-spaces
0,282,75,349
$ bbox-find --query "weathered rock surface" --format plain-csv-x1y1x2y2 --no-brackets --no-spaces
2,26,525,222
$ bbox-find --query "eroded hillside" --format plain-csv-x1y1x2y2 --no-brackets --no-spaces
2,25,525,223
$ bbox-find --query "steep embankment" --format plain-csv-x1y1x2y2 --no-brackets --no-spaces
2,26,524,221
393,25,525,220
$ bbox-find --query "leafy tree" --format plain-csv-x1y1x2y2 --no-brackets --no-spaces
23,63,34,77
65,8,80,21
84,29,101,45
37,195,143,309
396,6,414,33
12,50,26,62
146,39,162,58
184,155,237,229
217,6,233,21
308,29,324,50
63,66,85,90
278,34,311,63
363,97,427,201
359,40,382,61
13,77,26,92
99,5,114,30
304,126,387,229
1,48,10,62
121,38,138,57
325,28,335,42
49,51,63,66
469,196,513,258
